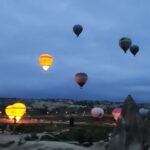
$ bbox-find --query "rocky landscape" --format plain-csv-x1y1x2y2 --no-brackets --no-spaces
0,95,150,150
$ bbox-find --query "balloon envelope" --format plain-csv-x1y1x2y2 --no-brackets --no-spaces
91,107,104,118
112,108,122,121
75,72,88,88
130,45,139,56
12,103,26,117
39,54,53,71
139,108,149,116
5,103,26,121
73,24,83,37
119,37,132,53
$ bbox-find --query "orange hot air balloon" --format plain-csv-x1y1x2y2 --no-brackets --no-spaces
39,54,53,71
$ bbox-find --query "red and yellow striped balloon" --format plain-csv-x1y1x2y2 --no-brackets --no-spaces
39,54,53,71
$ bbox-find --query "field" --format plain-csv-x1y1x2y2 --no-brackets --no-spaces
15,123,113,145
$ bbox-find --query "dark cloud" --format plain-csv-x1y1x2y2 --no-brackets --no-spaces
0,0,150,101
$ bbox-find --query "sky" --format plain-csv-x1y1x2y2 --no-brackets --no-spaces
0,0,150,102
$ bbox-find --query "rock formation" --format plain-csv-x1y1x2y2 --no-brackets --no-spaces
107,95,149,150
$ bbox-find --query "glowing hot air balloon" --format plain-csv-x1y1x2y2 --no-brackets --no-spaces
75,72,88,89
12,103,26,119
39,54,53,71
112,108,122,121
5,103,26,122
91,107,104,118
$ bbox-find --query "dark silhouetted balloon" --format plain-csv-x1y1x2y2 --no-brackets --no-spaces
73,24,83,37
130,45,139,56
75,72,88,88
119,37,132,53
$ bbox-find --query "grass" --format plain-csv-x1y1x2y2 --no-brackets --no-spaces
15,123,114,142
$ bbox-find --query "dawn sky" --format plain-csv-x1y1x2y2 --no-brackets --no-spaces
0,0,150,102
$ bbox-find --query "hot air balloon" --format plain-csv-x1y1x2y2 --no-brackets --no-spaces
5,103,26,122
75,72,88,88
39,54,53,71
73,24,83,37
130,45,139,56
112,108,122,121
12,103,26,121
139,108,149,117
91,107,104,118
119,37,132,53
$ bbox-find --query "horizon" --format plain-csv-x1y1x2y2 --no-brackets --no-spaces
0,95,148,104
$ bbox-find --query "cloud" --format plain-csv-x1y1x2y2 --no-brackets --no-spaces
0,0,150,101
